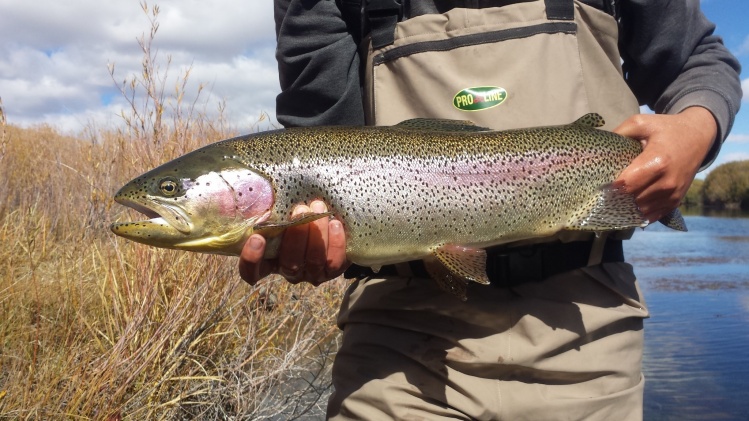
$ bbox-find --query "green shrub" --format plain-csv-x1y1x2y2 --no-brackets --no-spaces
684,178,704,207
702,160,749,209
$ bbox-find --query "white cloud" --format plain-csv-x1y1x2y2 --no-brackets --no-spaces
738,34,749,56
0,0,279,133
727,134,749,143
709,151,749,171
723,151,749,160
742,78,749,103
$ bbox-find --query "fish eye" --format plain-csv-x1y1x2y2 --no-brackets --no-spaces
159,179,179,196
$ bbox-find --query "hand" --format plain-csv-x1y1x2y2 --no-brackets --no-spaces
238,200,349,286
614,107,718,224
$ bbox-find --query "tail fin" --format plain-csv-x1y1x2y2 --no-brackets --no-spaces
659,208,688,231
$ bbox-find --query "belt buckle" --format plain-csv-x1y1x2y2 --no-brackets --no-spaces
491,245,545,287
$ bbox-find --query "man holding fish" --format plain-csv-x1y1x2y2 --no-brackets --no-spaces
239,0,742,419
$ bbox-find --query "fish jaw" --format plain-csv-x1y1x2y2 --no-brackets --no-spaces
111,159,276,255
111,216,199,251
110,215,261,255
113,194,194,233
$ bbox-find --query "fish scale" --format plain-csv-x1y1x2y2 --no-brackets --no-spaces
111,113,686,299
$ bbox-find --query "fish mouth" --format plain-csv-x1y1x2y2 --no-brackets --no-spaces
111,195,193,235
111,194,256,255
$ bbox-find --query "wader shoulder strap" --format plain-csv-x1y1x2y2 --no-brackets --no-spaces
544,0,574,21
338,0,365,45
365,0,403,49
361,0,576,49
601,0,620,22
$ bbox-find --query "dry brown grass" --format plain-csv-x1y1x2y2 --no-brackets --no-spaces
0,4,346,419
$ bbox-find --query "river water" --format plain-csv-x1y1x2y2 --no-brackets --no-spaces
624,213,749,420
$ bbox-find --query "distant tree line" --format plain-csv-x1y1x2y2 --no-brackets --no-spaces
686,160,749,210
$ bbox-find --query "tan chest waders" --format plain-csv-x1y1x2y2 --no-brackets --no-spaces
362,0,640,131
331,5,649,418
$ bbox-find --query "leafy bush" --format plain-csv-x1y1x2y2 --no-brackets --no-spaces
684,178,704,207
702,160,749,210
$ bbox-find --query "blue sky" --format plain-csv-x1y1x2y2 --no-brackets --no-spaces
0,0,746,174
699,0,749,172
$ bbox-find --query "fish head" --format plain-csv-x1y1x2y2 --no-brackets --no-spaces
110,148,274,255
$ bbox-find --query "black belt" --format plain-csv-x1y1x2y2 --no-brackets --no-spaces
344,239,624,288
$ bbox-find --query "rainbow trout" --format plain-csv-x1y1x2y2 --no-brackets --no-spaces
111,114,685,298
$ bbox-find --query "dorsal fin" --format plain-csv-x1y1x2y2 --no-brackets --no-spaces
393,118,492,133
572,113,605,128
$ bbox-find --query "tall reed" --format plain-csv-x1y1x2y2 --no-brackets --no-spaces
0,3,346,419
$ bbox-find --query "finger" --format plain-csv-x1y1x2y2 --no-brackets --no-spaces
238,235,267,285
643,209,667,226
618,138,676,214
278,205,311,284
614,157,662,224
326,219,349,278
635,184,682,223
304,200,330,285
615,130,670,202
612,114,653,142
614,156,656,205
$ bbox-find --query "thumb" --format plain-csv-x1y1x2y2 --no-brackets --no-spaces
613,115,653,143
612,115,657,195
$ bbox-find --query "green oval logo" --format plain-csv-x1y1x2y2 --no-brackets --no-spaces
453,86,507,111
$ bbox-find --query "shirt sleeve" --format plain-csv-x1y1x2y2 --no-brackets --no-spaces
618,0,742,168
274,0,365,128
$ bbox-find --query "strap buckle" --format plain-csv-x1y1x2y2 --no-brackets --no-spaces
491,245,546,287
365,0,401,15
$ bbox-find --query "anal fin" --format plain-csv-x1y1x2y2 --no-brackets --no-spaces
423,245,490,301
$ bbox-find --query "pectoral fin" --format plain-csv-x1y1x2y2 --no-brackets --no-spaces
423,244,490,301
253,212,333,238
